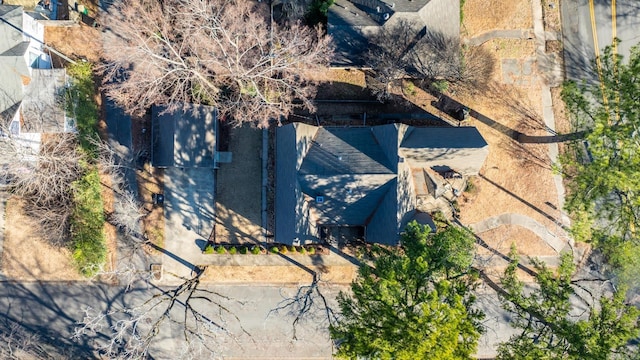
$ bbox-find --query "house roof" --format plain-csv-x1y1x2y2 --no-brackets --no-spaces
21,69,67,133
151,103,217,168
400,126,489,175
327,0,460,66
275,123,489,246
401,126,489,149
299,127,395,176
0,5,28,122
0,6,24,55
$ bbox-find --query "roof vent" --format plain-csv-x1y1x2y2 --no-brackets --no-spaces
382,13,390,20
376,6,381,12
398,156,405,163
316,196,325,204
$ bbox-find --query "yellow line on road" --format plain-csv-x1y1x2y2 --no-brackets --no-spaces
612,0,620,122
589,0,610,116
612,0,617,52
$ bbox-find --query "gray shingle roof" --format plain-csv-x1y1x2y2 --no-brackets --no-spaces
275,123,488,246
299,127,395,176
400,126,489,175
327,0,460,66
276,124,405,246
0,5,28,122
21,69,67,133
151,103,217,168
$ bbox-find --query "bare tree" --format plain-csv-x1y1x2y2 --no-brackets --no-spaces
0,133,84,244
364,19,421,100
102,0,334,127
269,271,338,341
364,20,495,98
75,266,248,359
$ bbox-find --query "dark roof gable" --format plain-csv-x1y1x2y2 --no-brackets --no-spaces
151,103,217,168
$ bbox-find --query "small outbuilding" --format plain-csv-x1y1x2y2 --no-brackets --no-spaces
151,103,217,168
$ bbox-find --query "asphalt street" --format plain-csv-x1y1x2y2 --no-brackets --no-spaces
0,281,344,359
562,0,640,82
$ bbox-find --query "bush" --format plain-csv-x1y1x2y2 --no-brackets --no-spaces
65,62,99,156
307,246,316,255
465,178,477,194
306,0,334,25
299,247,307,254
270,246,280,254
289,246,298,253
431,80,450,93
404,81,417,96
280,245,288,254
215,246,226,254
204,244,214,254
228,246,237,255
70,167,107,277
251,246,261,255
239,246,248,254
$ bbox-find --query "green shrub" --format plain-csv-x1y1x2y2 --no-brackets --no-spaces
70,167,106,277
289,246,298,253
307,247,316,255
215,246,226,254
239,246,248,254
404,81,417,96
270,246,280,254
431,80,450,93
65,62,99,156
228,246,237,255
204,244,214,254
280,245,288,254
299,247,307,254
465,178,477,194
306,0,334,25
251,246,261,255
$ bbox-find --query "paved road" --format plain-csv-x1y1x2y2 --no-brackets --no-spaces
562,0,640,82
0,281,343,359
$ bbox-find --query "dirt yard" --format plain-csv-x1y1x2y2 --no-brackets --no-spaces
462,0,533,37
2,197,82,281
45,23,103,64
201,264,356,285
456,0,569,262
214,124,263,245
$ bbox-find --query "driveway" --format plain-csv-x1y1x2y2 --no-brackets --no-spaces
162,167,216,279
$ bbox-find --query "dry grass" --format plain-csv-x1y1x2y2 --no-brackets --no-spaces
486,38,536,59
307,68,371,100
476,225,559,257
201,264,356,285
1,0,38,9
2,197,82,281
45,24,103,63
214,125,263,245
542,0,562,33
462,0,533,37
138,164,165,250
100,169,118,277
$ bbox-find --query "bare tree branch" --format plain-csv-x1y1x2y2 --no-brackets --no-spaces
102,0,333,127
269,272,338,340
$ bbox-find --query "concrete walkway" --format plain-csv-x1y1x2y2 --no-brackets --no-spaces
531,0,571,227
0,191,7,280
468,213,571,254
463,1,572,242
465,29,560,46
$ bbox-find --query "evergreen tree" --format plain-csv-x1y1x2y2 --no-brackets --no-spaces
498,248,640,360
330,222,484,359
